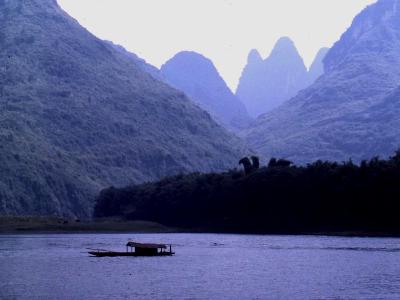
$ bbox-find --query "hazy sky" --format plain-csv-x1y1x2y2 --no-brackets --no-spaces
57,0,376,91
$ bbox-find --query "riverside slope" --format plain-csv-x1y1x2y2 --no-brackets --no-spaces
0,0,246,217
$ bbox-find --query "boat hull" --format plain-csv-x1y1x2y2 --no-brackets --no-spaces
88,251,174,257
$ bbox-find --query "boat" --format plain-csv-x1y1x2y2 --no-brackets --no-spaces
88,241,175,257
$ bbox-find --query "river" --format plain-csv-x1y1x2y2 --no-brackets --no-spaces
1,233,400,299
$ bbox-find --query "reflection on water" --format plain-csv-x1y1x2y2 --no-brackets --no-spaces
1,233,400,299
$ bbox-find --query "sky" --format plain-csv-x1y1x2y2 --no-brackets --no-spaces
57,0,376,91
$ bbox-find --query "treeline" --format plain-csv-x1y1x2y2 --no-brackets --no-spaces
94,151,400,234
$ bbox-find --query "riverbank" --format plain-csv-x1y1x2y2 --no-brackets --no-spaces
1,216,400,238
0,216,178,234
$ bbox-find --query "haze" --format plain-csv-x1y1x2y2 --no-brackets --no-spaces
57,0,376,91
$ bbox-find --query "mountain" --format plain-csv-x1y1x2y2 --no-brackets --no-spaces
245,0,400,163
161,51,251,130
105,41,164,82
308,47,329,84
0,0,246,217
236,37,309,117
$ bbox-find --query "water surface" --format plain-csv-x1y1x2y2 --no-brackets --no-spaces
1,234,400,299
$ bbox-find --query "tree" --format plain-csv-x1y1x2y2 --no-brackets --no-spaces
239,157,253,175
269,158,292,168
251,156,260,170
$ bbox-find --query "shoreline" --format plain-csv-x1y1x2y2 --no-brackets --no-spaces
0,216,179,235
2,216,400,238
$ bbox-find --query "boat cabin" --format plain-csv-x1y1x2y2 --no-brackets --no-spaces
88,241,174,257
126,241,173,256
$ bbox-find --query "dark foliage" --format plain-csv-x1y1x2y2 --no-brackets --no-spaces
95,151,400,234
268,158,292,168
239,156,260,175
239,157,253,175
251,156,260,169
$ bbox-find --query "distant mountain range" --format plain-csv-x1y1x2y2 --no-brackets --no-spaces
308,48,329,85
3,0,400,218
108,42,326,132
245,0,400,163
161,51,251,131
0,0,246,217
236,37,328,117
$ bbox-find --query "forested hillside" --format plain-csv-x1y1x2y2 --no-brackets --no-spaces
0,0,245,217
95,151,400,235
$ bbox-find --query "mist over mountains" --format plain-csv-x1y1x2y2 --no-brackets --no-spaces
245,0,400,163
308,48,329,84
161,51,251,131
0,0,246,217
2,0,400,219
236,37,328,117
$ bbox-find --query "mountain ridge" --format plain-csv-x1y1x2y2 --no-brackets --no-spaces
236,37,326,117
161,51,251,131
245,0,400,163
0,0,246,217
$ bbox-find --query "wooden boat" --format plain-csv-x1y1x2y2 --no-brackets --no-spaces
88,241,174,257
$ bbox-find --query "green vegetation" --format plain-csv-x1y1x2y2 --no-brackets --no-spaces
95,151,400,235
0,0,245,218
